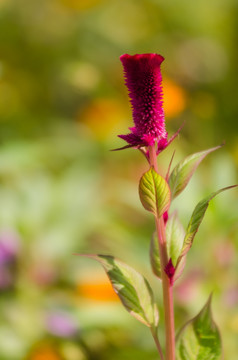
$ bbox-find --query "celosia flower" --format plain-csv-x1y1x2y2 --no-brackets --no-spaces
118,53,183,154
119,53,168,152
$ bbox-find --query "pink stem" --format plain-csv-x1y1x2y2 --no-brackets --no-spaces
149,146,175,360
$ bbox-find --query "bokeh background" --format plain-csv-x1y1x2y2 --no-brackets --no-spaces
0,0,238,359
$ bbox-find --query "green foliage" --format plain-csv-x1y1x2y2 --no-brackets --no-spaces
150,213,185,279
139,167,171,218
169,146,222,199
82,255,159,329
176,296,222,360
150,232,162,279
166,212,185,267
176,185,237,271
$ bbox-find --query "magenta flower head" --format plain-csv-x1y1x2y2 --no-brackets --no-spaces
119,53,168,152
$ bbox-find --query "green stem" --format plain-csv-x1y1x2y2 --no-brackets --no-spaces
150,328,164,360
149,145,175,360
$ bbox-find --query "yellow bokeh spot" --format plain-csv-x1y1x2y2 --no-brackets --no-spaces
163,78,186,118
0,0,9,8
79,98,127,140
229,313,238,332
59,0,105,11
61,343,86,360
64,62,100,91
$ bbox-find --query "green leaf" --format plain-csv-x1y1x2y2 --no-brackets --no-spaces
150,232,161,279
176,295,222,360
150,213,185,280
176,185,237,270
174,255,187,282
139,167,171,217
169,145,222,199
166,212,185,267
82,254,159,329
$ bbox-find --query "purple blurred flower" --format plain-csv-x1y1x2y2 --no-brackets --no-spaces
0,231,20,289
223,286,238,307
46,310,78,338
119,53,168,151
0,231,20,264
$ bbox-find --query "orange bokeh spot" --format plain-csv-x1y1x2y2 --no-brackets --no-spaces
79,98,126,140
163,78,186,118
78,280,120,302
29,346,61,360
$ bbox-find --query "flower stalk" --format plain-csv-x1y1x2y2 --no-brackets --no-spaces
119,54,177,359
149,145,175,360
82,52,234,360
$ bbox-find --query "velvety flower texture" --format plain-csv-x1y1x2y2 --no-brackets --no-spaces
119,53,168,151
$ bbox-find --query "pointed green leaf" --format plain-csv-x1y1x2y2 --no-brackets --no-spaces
166,212,185,267
174,255,187,282
139,167,171,218
150,232,161,279
82,254,159,328
150,213,185,280
169,145,222,199
176,296,222,360
176,185,237,270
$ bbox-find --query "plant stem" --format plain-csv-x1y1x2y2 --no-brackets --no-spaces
149,145,175,360
150,328,164,360
155,217,175,360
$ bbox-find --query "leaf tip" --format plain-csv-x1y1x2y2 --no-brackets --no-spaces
176,293,222,359
204,292,214,312
207,292,213,304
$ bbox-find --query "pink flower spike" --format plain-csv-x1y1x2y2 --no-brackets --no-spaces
119,53,168,149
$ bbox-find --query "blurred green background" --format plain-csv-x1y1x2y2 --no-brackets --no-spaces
0,0,237,359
